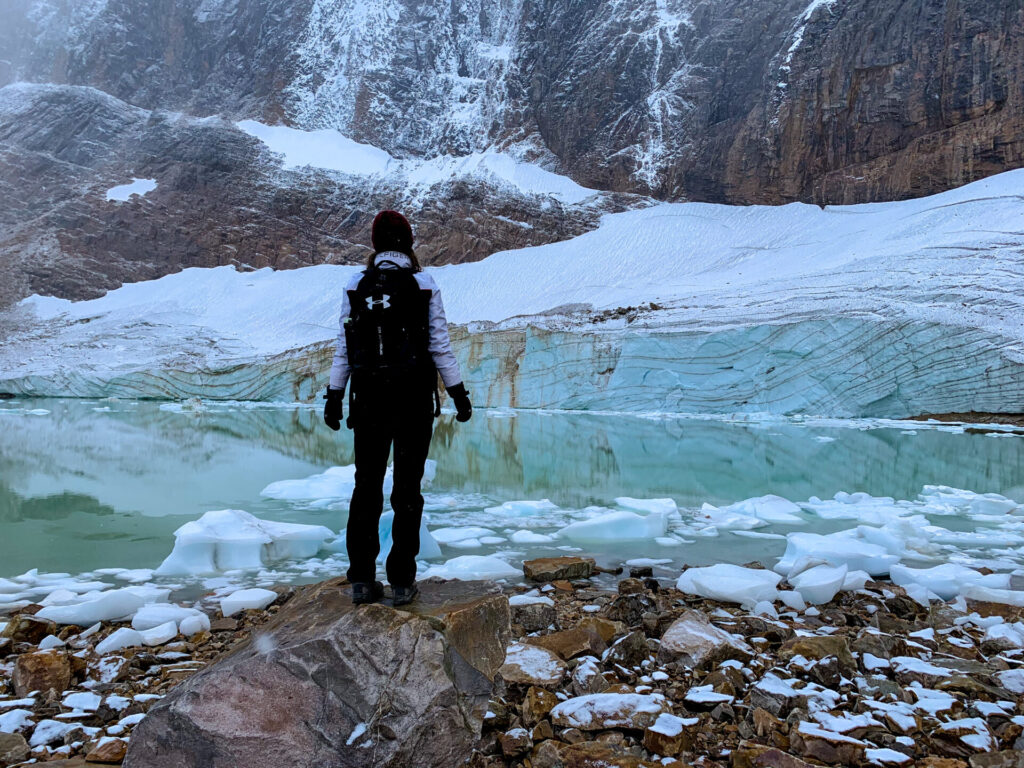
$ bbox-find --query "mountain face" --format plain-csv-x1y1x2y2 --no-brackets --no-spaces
0,0,1021,306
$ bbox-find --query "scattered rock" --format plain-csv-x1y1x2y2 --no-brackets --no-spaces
657,610,753,668
550,692,671,731
499,728,532,758
0,733,30,766
86,736,128,763
523,686,559,725
642,712,697,756
527,627,605,660
779,634,855,672
1,614,57,645
13,649,71,697
511,600,557,633
790,722,867,765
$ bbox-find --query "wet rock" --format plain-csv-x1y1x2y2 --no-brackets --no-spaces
0,733,30,766
524,557,596,583
603,594,649,627
86,736,128,763
657,610,753,668
123,578,510,768
500,642,567,688
617,578,646,595
1,614,56,645
13,648,71,697
528,627,605,661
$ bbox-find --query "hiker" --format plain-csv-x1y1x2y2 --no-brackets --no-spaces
323,210,472,606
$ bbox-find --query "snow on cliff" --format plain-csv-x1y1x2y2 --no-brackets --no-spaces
2,170,1023,414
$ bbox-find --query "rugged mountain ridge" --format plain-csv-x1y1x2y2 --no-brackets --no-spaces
0,0,1021,307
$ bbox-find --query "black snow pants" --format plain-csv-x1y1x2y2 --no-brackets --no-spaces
345,377,435,587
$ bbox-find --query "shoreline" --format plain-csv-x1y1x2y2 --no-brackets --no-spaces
2,562,1022,767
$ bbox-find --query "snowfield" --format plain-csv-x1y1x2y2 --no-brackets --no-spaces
1,170,1023,416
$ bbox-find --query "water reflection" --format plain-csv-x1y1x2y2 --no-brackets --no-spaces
0,400,1022,578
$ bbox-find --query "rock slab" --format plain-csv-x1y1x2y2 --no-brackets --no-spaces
123,578,510,768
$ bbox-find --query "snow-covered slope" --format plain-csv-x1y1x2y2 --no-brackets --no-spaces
2,171,1023,416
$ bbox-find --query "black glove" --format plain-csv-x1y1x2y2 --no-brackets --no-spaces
323,386,344,431
447,382,473,423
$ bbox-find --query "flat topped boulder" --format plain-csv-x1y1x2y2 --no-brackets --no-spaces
523,556,596,582
124,577,510,768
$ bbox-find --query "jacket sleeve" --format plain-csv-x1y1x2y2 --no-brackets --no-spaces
424,276,463,388
328,284,353,391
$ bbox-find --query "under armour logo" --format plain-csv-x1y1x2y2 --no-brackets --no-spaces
366,294,391,309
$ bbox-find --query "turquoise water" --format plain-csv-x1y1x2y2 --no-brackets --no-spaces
1,399,1023,580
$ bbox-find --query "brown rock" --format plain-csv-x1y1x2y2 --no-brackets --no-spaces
617,578,645,595
642,713,698,756
731,742,817,768
0,732,30,766
1,614,56,645
511,599,557,633
790,722,867,765
499,727,532,758
916,760,968,768
532,739,563,768
532,719,554,742
779,634,855,672
555,741,660,767
969,752,1024,768
86,736,128,763
0,638,10,658
524,557,595,582
12,648,72,697
930,720,994,758
852,628,910,660
527,627,605,660
604,630,649,668
577,617,625,645
657,610,753,668
523,686,559,726
499,642,567,687
123,578,510,768
209,617,239,632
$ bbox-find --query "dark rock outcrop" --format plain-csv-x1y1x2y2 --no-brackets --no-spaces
123,578,511,768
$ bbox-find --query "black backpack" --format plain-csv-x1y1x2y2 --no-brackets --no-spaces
344,260,434,389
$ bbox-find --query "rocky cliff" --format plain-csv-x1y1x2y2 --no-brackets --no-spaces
1,0,1022,306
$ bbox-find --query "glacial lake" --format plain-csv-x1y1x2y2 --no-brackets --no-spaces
2,399,1023,587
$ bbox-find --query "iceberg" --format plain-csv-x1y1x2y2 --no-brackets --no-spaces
775,531,900,577
789,564,848,605
420,555,521,581
558,509,668,542
676,564,782,607
261,461,436,501
889,563,1011,601
36,586,171,625
155,509,333,576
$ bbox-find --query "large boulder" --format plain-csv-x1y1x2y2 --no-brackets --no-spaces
124,578,510,768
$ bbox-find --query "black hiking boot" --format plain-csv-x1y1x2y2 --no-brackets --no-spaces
392,583,419,607
352,581,385,605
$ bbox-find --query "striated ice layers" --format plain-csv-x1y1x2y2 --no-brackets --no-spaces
1,171,1023,417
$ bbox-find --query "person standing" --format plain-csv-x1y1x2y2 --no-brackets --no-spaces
323,210,472,606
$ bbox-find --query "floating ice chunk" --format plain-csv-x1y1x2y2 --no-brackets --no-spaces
732,531,786,540
421,555,521,581
625,558,673,567
156,509,333,576
692,503,768,532
890,564,1010,601
448,538,482,549
753,601,779,618
919,485,1021,516
140,620,178,646
96,627,144,655
843,570,871,591
39,588,83,607
38,635,64,650
431,527,496,544
779,590,807,611
775,531,899,577
510,530,556,544
790,564,848,605
261,461,435,500
221,588,278,617
132,604,206,631
558,509,667,542
483,499,558,516
379,511,441,561
676,564,781,608
655,536,686,546
36,586,171,626
724,495,803,524
615,498,677,516
961,585,1024,607
179,613,211,636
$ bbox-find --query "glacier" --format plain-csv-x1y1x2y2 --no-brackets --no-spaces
1,171,1023,418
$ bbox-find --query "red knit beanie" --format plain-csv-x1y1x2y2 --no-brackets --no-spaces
371,210,414,254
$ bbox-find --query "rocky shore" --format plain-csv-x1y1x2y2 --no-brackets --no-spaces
1,556,1023,768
